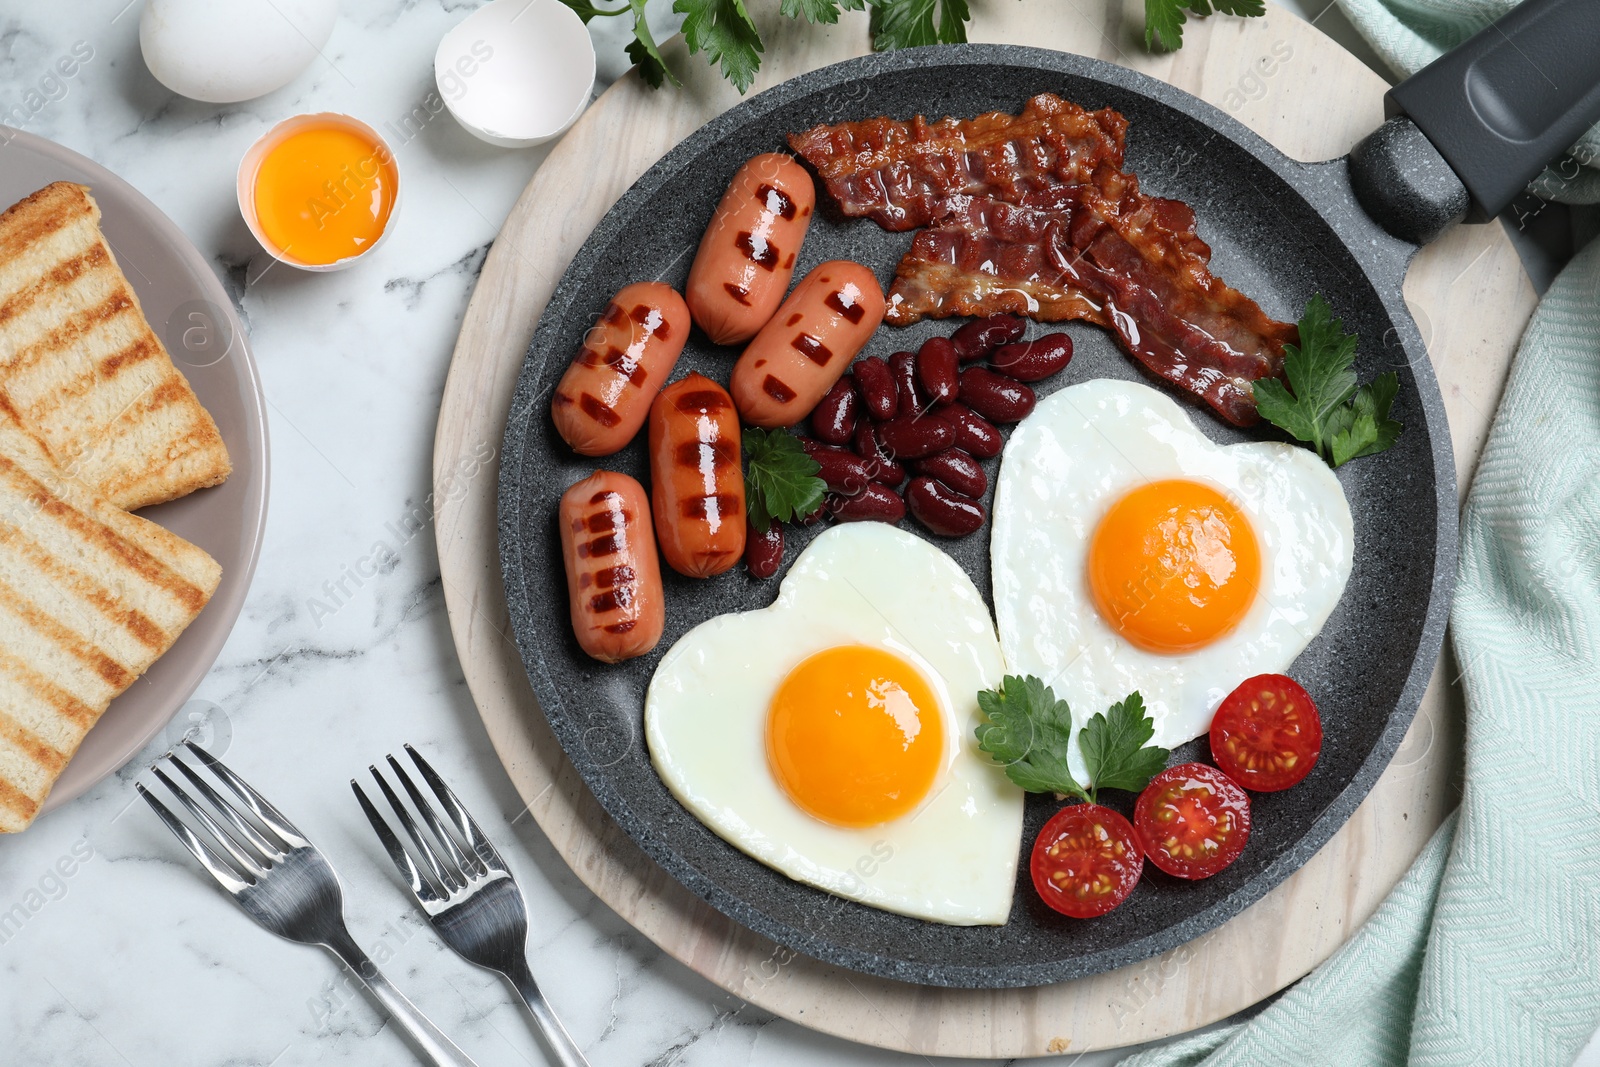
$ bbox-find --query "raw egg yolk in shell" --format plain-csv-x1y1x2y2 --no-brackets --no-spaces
1088,479,1262,654
767,646,945,827
253,124,398,266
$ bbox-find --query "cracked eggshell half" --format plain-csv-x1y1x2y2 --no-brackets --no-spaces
434,0,597,148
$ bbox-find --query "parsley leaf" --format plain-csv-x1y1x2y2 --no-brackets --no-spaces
1144,0,1264,52
782,0,864,24
1253,294,1404,468
675,0,765,94
624,0,680,88
975,678,1169,803
1079,692,1170,795
743,428,825,531
974,676,1089,802
867,0,971,49
556,0,635,20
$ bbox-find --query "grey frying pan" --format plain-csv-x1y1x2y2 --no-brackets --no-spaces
498,0,1600,988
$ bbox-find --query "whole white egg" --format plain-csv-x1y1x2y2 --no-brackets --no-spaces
991,378,1354,780
140,0,338,103
645,523,1023,926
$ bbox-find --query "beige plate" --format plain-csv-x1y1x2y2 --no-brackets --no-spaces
0,126,270,817
435,0,1535,1054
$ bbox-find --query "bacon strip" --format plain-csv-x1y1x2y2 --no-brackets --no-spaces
788,97,1297,425
788,94,1129,232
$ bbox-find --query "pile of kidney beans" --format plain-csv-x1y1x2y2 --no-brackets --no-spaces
744,314,1074,578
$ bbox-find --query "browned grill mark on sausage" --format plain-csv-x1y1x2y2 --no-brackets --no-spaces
825,289,866,324
579,393,621,427
627,363,649,387
589,582,637,614
586,508,625,533
724,283,751,306
736,231,778,271
603,620,637,634
594,565,634,589
793,333,832,366
681,493,741,520
673,389,732,414
601,303,627,328
756,183,796,220
581,533,621,558
762,375,796,402
676,440,737,468
785,313,802,326
578,344,626,368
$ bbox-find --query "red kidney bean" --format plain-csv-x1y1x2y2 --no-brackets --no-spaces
907,476,986,536
959,367,1036,423
828,482,907,523
951,314,1027,362
913,448,987,498
853,421,907,486
875,414,953,459
744,518,784,579
809,378,860,445
851,356,898,422
799,437,876,495
916,336,960,404
940,402,1003,458
990,333,1074,382
889,351,923,414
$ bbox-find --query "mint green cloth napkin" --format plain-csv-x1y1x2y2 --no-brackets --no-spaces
1111,8,1600,1063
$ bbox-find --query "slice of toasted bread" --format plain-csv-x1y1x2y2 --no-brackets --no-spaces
0,182,232,511
0,409,220,832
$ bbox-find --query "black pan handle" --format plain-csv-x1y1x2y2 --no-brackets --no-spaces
1349,0,1600,244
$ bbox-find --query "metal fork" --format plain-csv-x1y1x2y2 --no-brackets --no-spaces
138,742,478,1067
354,745,589,1067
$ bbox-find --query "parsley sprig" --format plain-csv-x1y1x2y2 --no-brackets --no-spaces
566,0,1261,93
1253,294,1404,469
743,427,826,531
974,676,1170,804
1144,0,1265,53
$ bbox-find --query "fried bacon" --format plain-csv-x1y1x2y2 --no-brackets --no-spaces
788,97,1296,425
787,94,1129,232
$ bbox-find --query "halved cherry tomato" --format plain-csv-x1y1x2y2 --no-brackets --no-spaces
1209,673,1322,791
1134,763,1251,880
1030,803,1143,918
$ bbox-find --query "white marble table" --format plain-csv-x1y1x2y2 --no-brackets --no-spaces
2,2,1588,1065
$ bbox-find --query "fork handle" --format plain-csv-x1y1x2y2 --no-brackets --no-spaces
323,929,481,1067
505,958,591,1067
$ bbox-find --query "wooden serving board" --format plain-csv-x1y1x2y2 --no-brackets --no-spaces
432,0,1535,1055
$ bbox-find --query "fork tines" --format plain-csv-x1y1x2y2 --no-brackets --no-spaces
354,746,510,910
138,741,308,889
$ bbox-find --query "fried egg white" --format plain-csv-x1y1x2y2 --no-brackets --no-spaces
645,523,1021,925
991,378,1354,780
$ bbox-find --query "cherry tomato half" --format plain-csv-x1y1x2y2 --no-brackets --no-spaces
1030,803,1143,918
1134,763,1251,879
1210,673,1323,791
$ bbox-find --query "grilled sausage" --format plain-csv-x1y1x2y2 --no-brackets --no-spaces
686,153,816,345
730,261,886,429
558,471,665,662
648,374,746,577
551,281,690,456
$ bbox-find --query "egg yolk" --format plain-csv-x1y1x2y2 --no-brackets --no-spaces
253,125,397,266
767,646,944,828
1088,479,1262,654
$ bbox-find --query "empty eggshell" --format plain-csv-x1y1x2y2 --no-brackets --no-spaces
140,0,338,104
434,0,596,148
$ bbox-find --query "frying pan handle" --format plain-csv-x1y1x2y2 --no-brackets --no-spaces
1350,0,1600,242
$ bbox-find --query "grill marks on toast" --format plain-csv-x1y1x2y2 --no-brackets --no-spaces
0,415,219,831
0,182,232,510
